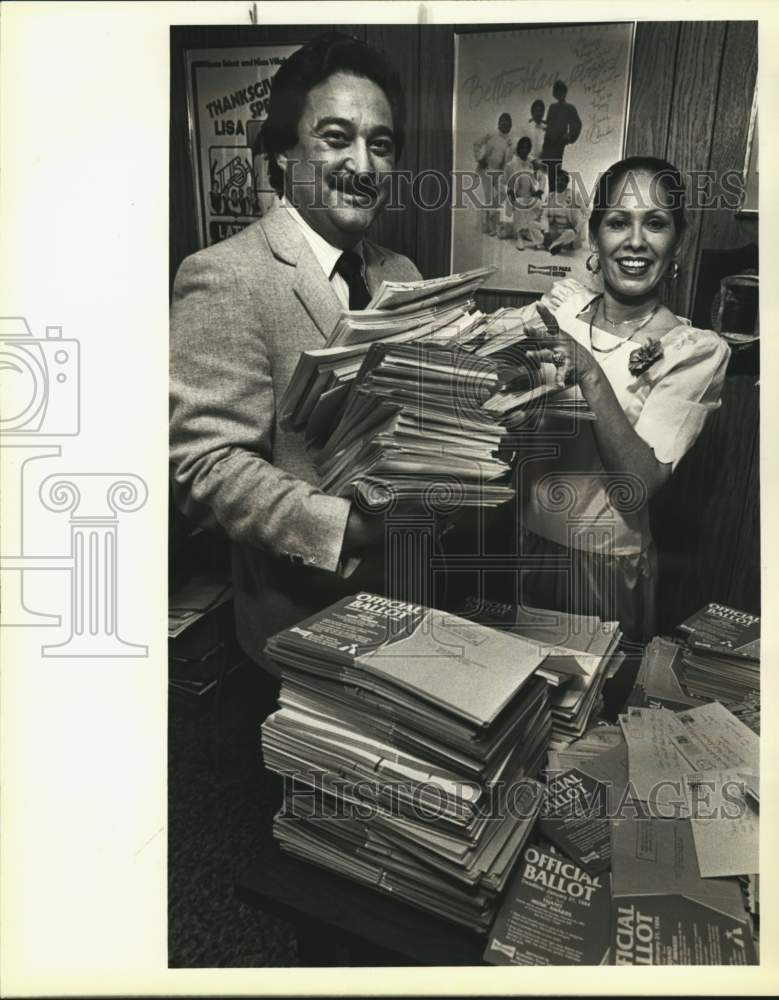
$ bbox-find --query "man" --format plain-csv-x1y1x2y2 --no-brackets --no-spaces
170,32,422,674
473,112,513,236
540,81,582,190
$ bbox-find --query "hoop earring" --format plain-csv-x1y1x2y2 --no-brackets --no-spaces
668,261,680,281
586,252,600,274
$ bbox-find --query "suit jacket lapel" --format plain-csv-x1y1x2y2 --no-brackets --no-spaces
362,240,387,297
262,202,341,341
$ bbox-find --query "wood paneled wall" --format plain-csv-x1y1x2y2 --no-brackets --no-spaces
170,21,759,625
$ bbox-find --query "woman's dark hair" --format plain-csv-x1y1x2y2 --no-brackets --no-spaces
588,156,687,241
261,31,406,196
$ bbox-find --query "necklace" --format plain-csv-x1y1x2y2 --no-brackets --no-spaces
589,297,661,354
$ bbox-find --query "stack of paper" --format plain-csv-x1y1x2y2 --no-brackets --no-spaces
261,592,552,932
625,636,706,711
365,266,496,313
465,603,623,747
315,342,514,507
676,603,760,705
167,574,232,640
454,306,595,427
280,268,495,436
728,691,760,735
168,574,240,701
282,278,594,482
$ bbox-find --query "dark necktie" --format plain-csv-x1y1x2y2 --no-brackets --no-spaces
333,250,371,310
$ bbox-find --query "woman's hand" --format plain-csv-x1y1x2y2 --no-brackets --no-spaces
527,303,600,386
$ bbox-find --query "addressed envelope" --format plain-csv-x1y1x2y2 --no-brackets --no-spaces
620,708,690,803
683,768,759,877
669,702,759,775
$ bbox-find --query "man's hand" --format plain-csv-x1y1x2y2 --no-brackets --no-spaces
341,506,385,559
341,499,463,560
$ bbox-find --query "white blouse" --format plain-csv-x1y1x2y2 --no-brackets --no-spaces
521,278,731,556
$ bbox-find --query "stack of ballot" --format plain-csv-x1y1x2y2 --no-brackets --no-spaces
261,592,552,932
452,306,595,427
676,603,760,705
461,600,623,748
279,267,494,437
315,341,514,507
281,275,594,492
626,635,705,711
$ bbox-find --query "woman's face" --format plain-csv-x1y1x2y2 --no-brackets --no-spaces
594,170,680,299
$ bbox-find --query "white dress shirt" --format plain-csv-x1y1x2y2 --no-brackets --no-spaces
281,198,364,309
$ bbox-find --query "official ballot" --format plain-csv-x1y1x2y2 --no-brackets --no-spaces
265,592,548,729
676,603,760,704
678,602,760,660
610,817,756,965
484,842,611,965
540,744,631,875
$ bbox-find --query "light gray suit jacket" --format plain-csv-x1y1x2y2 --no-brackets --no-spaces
170,201,421,667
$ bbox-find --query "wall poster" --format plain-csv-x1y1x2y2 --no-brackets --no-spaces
451,23,635,294
185,44,300,248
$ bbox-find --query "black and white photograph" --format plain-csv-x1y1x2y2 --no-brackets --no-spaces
1,2,776,995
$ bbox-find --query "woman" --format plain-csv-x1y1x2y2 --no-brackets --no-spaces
515,156,730,697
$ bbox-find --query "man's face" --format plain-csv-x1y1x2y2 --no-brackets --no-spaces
498,114,512,134
531,102,545,124
553,83,567,102
517,138,532,160
278,71,396,249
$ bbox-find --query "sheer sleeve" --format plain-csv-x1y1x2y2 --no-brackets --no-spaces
632,327,731,470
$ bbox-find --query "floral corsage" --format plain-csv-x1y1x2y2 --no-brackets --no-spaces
628,338,664,377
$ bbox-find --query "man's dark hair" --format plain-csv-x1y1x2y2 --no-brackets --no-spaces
588,156,687,241
552,80,567,99
261,31,406,196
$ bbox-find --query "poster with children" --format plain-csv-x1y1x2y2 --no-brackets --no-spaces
185,44,299,247
451,23,635,293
